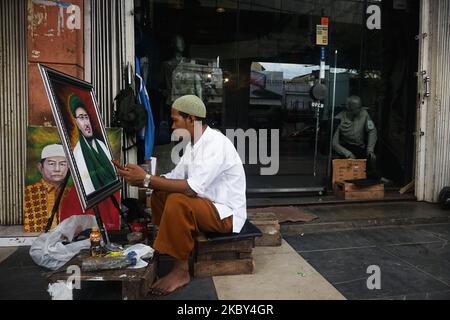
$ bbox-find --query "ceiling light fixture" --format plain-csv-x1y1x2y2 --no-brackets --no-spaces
215,0,225,13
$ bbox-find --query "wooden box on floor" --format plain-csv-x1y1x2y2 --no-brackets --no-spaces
248,212,281,246
332,159,366,191
334,181,385,200
193,233,255,278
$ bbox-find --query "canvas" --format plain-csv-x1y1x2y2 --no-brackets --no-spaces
38,64,122,211
23,126,122,232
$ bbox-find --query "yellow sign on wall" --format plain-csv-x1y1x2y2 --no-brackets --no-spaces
316,25,328,45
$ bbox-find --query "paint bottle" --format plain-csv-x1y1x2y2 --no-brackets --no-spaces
89,226,102,257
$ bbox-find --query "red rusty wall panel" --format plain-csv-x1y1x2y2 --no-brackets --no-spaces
27,0,84,66
27,0,84,125
28,62,84,126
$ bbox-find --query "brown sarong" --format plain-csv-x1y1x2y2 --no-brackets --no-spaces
151,190,232,260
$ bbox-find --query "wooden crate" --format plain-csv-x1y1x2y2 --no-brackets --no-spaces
248,212,281,247
334,181,384,200
193,233,255,277
332,159,367,192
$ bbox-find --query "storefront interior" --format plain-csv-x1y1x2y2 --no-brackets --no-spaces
134,0,419,197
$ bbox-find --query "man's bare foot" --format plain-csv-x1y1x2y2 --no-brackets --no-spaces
150,259,190,294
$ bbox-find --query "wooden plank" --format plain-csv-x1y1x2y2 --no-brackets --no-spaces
248,212,282,247
197,252,233,261
399,180,415,194
334,182,384,192
253,223,280,233
139,258,157,298
340,183,384,192
194,258,254,278
255,234,282,246
122,279,142,300
196,239,254,254
49,272,140,282
48,260,154,282
335,182,384,200
253,224,281,246
247,212,277,221
121,267,155,300
197,251,241,262
196,251,253,262
239,252,252,259
339,190,384,200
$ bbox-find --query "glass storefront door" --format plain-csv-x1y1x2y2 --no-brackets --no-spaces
135,0,419,195
244,61,331,193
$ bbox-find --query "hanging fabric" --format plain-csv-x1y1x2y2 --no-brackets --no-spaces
135,56,155,160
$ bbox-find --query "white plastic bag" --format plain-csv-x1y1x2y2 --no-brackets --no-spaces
123,243,154,269
47,281,74,300
30,215,97,270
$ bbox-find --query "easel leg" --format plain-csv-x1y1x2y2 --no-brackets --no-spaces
110,194,120,211
93,204,123,252
93,205,110,246
45,173,70,233
109,194,132,232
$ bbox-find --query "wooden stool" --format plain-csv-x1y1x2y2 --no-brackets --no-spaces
193,220,262,278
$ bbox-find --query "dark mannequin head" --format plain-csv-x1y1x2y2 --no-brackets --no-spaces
171,34,185,55
346,96,362,117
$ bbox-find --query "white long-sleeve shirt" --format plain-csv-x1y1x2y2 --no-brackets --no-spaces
163,126,247,233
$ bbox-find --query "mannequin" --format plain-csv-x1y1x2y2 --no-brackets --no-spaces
332,95,378,176
160,35,185,106
160,35,202,107
157,35,202,144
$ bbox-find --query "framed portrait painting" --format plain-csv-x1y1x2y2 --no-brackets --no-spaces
38,64,122,211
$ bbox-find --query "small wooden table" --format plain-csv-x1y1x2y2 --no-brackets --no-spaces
47,250,157,300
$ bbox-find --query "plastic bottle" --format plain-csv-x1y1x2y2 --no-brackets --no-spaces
89,226,102,257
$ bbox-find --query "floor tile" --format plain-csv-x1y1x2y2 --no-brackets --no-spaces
359,226,442,246
213,240,345,300
306,202,447,223
0,265,50,300
0,247,17,264
381,242,450,285
299,247,449,300
408,224,450,241
375,290,450,300
165,278,218,300
284,230,373,252
156,255,218,300
0,247,39,269
252,240,298,256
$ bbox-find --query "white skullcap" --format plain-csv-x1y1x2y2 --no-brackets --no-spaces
172,95,206,118
41,144,65,160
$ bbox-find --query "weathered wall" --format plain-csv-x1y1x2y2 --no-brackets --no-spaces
27,0,84,126
416,0,450,202
0,0,28,225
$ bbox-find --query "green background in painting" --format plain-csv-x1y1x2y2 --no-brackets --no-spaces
26,126,122,186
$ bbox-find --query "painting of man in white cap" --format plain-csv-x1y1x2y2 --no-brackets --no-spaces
23,144,69,232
